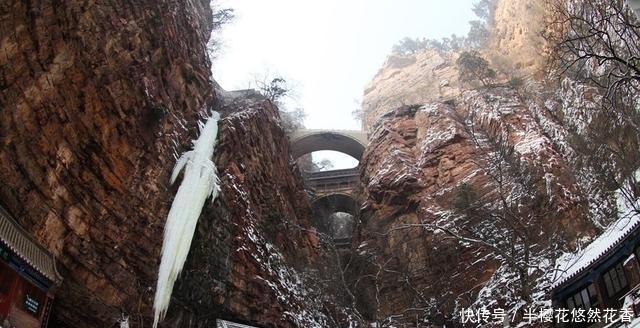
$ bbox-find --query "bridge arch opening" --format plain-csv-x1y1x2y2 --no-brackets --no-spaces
311,194,357,240
290,131,366,162
308,150,359,171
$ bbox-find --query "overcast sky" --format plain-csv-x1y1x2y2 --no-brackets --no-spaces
212,1,476,168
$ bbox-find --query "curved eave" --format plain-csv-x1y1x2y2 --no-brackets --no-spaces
551,219,640,295
0,205,63,285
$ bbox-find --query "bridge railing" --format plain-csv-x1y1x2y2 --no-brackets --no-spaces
303,167,359,180
333,237,352,249
304,168,359,193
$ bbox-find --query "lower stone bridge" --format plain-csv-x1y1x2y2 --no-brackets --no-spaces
303,167,360,197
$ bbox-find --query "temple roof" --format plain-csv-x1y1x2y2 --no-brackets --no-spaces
0,205,62,284
552,195,640,291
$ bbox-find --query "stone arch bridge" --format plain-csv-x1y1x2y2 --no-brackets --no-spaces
288,129,367,247
289,129,367,161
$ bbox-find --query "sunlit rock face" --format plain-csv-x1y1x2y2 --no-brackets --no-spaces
0,1,331,327
361,49,461,131
488,0,548,78
361,0,549,133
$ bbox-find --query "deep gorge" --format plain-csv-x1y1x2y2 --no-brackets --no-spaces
2,0,640,327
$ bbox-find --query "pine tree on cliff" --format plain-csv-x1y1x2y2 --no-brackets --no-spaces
456,51,496,86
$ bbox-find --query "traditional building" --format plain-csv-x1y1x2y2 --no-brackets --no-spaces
551,209,640,327
0,205,62,328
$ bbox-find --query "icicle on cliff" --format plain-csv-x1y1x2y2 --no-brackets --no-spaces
153,111,222,328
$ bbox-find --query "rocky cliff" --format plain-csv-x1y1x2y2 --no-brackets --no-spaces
1,0,214,325
362,0,549,132
352,85,597,325
161,92,329,328
352,0,616,325
0,1,332,327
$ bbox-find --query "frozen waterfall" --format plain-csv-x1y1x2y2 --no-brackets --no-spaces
153,112,221,328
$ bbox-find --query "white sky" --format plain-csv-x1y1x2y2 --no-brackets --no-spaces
212,1,476,168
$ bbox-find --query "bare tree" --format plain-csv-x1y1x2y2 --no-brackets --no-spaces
545,0,640,211
211,8,235,30
279,107,305,133
346,223,464,327
248,73,308,134
569,108,640,209
452,137,553,302
412,115,561,312
545,0,640,128
207,6,235,58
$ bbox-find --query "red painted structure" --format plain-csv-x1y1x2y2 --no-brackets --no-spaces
0,206,61,328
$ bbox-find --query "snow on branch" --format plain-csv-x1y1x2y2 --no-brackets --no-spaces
153,112,222,328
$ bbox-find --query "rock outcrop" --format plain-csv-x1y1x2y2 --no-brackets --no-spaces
352,86,595,325
352,1,636,325
361,0,549,133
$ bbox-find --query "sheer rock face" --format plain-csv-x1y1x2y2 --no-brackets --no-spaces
1,0,214,326
354,2,602,323
489,0,548,77
0,2,324,328
352,87,594,324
